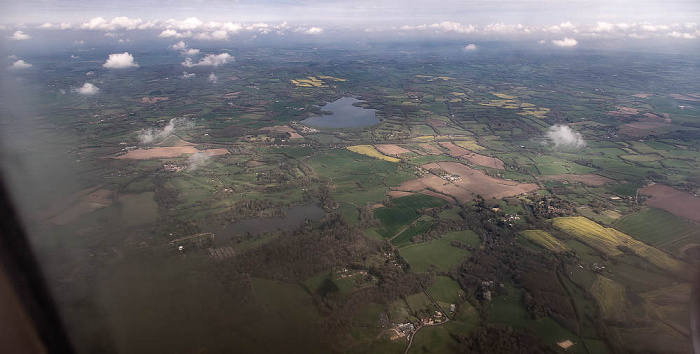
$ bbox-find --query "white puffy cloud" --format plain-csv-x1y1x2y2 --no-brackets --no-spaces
195,30,229,40
158,29,192,38
182,53,232,67
547,125,586,149
73,40,85,45
433,21,477,34
181,71,195,79
463,43,477,51
10,31,30,40
10,60,32,69
164,17,204,31
559,21,575,29
183,48,200,56
593,21,615,32
305,27,324,35
208,73,218,83
76,82,99,95
81,16,149,31
103,52,138,69
169,40,187,50
552,37,578,47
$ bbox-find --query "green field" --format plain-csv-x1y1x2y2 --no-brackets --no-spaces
399,231,478,272
613,208,700,254
373,194,447,238
426,276,464,304
590,275,626,320
391,220,433,247
553,217,687,275
490,283,584,352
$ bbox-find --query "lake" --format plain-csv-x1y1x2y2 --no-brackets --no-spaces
301,97,379,128
212,203,325,238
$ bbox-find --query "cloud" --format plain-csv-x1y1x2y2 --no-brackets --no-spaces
552,37,578,47
103,52,138,69
138,118,193,145
80,16,150,31
593,21,615,32
547,125,586,149
431,21,476,34
559,21,575,29
10,31,30,40
73,40,85,45
165,17,204,31
38,22,72,30
181,71,195,79
463,43,477,51
182,53,232,67
158,29,192,38
208,73,218,83
183,48,200,56
187,152,211,171
305,27,324,35
76,82,99,95
195,30,229,40
70,54,79,59
669,31,697,39
169,40,187,51
10,60,32,69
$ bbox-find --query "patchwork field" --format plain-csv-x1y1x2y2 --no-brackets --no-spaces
640,184,700,222
540,174,613,186
438,141,505,169
552,217,687,275
613,208,700,254
394,162,537,203
374,144,412,156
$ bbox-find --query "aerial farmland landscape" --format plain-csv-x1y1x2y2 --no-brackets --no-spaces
1,1,700,353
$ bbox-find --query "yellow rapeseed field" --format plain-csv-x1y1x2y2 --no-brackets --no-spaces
347,145,400,162
553,216,686,275
521,230,568,252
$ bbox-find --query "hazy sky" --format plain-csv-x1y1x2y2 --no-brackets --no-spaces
2,0,699,25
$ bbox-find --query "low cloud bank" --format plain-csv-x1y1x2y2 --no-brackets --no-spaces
138,118,193,145
187,152,211,170
547,125,586,148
